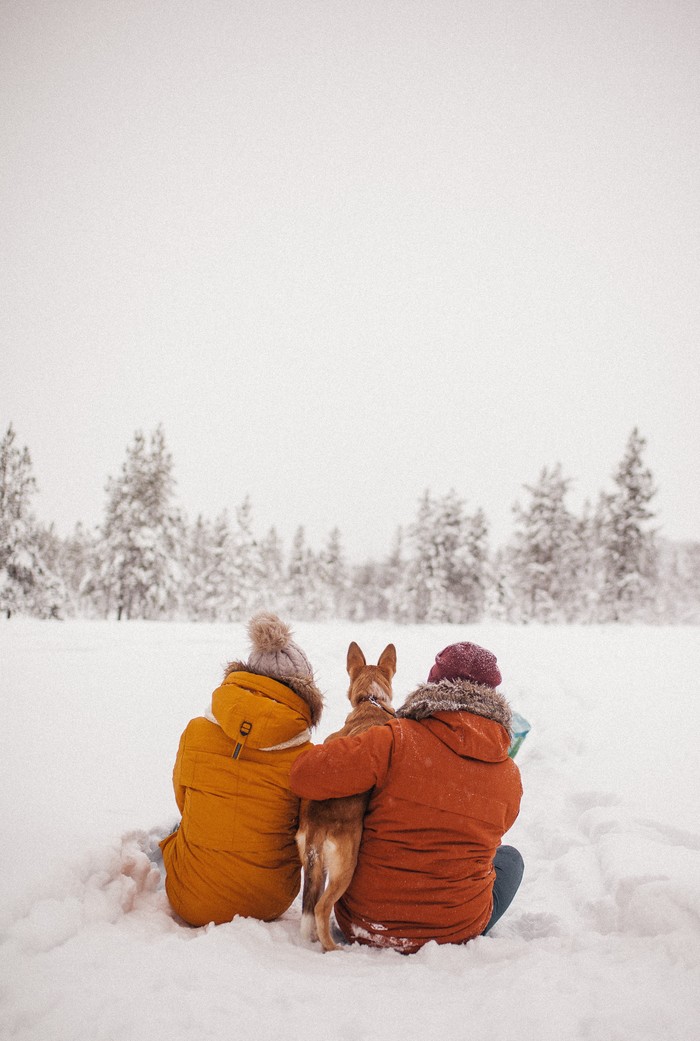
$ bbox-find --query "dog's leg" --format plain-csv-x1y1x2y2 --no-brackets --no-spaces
299,839,325,944
314,831,361,953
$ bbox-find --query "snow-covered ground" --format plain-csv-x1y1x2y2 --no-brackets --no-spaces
1,619,699,1041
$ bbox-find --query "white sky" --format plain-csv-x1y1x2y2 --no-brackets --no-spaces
1,0,698,560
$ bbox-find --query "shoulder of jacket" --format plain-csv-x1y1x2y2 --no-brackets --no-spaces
363,719,400,755
180,714,224,750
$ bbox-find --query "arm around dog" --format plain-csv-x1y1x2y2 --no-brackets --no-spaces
290,723,394,799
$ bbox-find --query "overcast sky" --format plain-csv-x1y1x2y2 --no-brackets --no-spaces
2,0,698,561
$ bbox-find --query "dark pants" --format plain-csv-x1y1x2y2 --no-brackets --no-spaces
481,845,524,934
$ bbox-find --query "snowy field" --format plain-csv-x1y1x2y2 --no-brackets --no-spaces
1,619,699,1041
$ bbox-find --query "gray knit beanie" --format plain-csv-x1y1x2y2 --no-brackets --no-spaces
246,612,313,684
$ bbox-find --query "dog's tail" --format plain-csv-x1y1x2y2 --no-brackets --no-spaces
298,834,326,944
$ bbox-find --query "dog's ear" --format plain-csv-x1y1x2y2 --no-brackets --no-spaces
377,644,397,679
347,641,366,678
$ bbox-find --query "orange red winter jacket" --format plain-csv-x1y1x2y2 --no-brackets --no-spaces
160,670,322,927
290,679,523,953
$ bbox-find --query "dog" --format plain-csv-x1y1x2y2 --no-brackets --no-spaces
296,641,397,951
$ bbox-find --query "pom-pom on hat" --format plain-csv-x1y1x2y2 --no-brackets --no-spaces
247,612,314,685
427,641,502,688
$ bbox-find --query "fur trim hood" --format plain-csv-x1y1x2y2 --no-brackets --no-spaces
224,660,324,727
397,678,513,737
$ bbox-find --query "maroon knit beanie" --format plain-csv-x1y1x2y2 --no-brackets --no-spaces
427,641,502,688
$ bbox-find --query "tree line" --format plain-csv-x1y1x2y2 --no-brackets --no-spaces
1,422,698,623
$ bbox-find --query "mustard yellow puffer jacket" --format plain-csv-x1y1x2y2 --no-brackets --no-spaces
160,670,320,927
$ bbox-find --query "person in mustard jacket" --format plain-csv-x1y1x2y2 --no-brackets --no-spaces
290,640,523,953
160,612,323,927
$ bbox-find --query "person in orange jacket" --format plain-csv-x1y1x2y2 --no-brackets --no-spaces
290,640,523,953
160,612,323,927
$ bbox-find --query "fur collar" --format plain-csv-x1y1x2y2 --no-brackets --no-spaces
224,660,324,727
396,679,513,736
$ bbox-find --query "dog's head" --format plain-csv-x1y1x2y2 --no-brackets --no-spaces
346,642,396,709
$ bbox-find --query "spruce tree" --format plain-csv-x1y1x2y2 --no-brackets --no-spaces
183,515,211,620
229,496,263,619
61,522,99,617
435,493,489,623
487,545,518,622
401,490,441,623
142,425,184,617
97,426,183,619
208,512,237,619
463,507,490,621
258,526,286,615
0,424,58,617
182,514,234,621
598,428,658,621
427,490,464,623
570,500,602,623
317,527,348,619
348,559,390,621
656,539,700,624
383,526,406,622
286,525,319,620
32,523,68,618
508,464,579,622
397,490,489,623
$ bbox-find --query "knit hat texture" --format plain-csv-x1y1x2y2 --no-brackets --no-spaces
427,641,502,688
246,612,313,685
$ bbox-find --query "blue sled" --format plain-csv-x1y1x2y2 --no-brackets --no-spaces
508,712,531,759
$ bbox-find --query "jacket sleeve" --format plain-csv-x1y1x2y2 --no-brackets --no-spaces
172,727,188,815
290,723,394,799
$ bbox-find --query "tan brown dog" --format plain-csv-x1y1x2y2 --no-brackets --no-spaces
296,641,396,951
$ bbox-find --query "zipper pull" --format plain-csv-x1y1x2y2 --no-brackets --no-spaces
232,720,253,759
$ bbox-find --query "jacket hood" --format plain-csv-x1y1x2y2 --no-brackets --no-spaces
224,660,324,727
396,678,513,763
210,671,317,750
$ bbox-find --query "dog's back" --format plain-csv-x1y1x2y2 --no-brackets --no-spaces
296,642,396,951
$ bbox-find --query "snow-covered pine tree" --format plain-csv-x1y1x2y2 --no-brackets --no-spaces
229,496,264,619
97,430,146,619
144,425,184,616
207,512,237,619
60,522,98,617
346,559,386,620
397,490,490,623
0,423,59,617
399,490,442,623
382,526,406,622
486,544,518,622
257,525,286,615
32,523,68,618
316,527,348,619
507,464,580,622
425,490,464,623
285,525,320,620
181,513,234,621
432,493,489,623
182,515,213,620
1,423,37,616
569,499,602,623
656,539,700,624
463,506,490,621
96,426,183,619
597,428,658,622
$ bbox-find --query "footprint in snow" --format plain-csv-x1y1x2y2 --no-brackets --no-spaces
510,911,564,940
